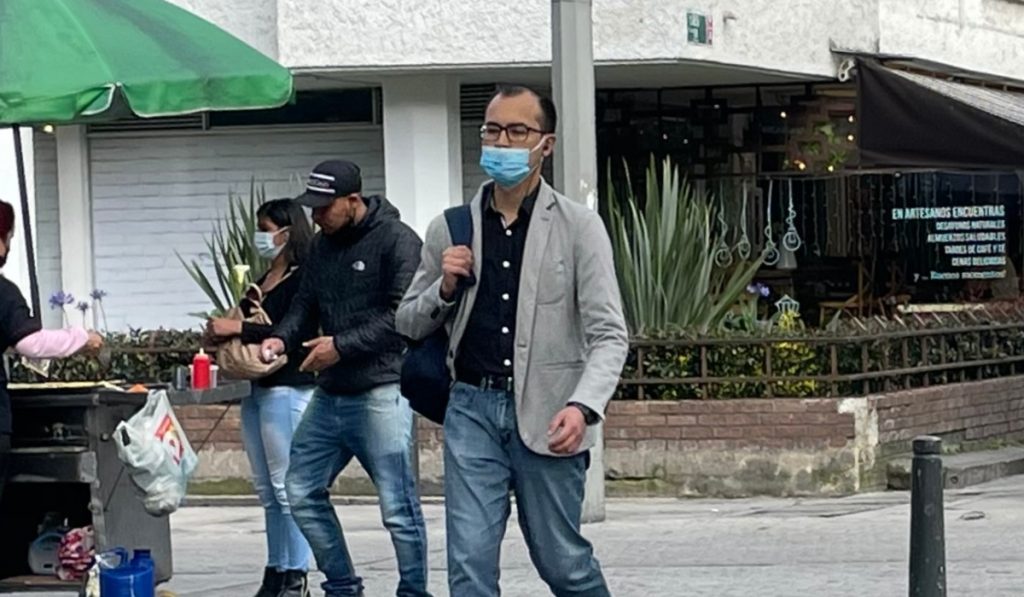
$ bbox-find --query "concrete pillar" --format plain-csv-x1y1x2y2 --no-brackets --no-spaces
56,125,95,320
382,75,464,237
552,0,605,523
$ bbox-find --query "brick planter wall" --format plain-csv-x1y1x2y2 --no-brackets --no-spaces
180,376,1024,497
871,377,1024,457
599,399,859,496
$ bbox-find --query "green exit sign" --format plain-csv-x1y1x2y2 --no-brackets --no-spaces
687,11,713,46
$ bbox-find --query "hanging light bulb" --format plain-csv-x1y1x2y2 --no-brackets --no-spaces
847,134,855,142
780,110,788,119
794,160,807,171
827,164,836,173
42,124,55,134
848,115,855,123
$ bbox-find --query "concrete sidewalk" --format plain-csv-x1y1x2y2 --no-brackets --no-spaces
25,476,1024,596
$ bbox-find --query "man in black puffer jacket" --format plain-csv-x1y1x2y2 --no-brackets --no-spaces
262,160,430,597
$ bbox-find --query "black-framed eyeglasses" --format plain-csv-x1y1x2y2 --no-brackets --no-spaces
480,122,546,143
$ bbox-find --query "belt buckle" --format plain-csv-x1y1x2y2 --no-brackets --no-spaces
486,376,513,393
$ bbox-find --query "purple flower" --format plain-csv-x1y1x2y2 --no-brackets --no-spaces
90,289,107,301
49,291,75,310
758,283,771,298
76,301,90,313
745,283,771,298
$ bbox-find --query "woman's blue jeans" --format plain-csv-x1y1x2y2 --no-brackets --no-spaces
241,384,314,571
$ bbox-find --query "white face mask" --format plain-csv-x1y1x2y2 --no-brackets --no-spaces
254,228,288,259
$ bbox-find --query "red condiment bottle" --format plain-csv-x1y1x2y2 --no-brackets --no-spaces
192,349,211,390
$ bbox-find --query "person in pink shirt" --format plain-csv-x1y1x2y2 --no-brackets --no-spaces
0,199,103,505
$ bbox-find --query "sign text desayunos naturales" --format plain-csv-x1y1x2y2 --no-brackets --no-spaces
891,205,1006,281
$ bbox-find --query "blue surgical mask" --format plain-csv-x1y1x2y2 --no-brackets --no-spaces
254,228,287,259
479,138,547,188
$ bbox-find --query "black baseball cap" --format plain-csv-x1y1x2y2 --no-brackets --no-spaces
295,160,362,208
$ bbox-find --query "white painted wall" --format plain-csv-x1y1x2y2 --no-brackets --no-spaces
168,0,1024,84
168,0,279,59
277,0,870,78
877,0,1024,82
87,126,384,331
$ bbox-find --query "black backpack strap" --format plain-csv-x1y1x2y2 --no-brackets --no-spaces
444,204,473,247
443,204,476,292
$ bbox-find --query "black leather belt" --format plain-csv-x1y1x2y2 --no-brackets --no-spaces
456,370,515,392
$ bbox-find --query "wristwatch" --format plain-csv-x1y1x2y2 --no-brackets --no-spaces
570,403,601,426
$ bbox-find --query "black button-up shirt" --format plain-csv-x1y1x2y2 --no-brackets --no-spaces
455,183,538,379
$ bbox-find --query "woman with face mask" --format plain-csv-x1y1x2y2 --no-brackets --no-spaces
206,198,316,597
0,199,104,509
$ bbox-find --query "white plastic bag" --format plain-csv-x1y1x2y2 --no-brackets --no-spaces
114,390,198,515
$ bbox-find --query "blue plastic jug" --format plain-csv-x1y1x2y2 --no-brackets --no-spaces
130,549,155,587
98,548,154,597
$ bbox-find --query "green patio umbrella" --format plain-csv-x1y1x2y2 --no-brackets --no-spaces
0,0,294,316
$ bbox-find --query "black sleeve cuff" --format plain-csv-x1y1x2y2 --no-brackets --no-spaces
8,318,42,347
570,403,601,426
239,322,274,344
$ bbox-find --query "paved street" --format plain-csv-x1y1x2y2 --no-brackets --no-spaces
23,476,1024,596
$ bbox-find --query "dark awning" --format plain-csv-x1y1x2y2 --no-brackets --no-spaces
857,59,1024,169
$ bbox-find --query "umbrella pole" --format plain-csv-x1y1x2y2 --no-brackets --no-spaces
11,125,42,319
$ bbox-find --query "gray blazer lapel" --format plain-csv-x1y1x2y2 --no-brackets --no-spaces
515,182,557,389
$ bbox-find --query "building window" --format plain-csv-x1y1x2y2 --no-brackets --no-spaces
209,89,378,127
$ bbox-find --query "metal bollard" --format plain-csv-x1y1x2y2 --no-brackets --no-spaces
909,435,946,597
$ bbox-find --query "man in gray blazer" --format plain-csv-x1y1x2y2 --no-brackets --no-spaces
397,85,628,597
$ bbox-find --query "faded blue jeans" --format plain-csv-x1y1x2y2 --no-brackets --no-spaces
240,384,314,572
445,383,610,597
285,384,429,597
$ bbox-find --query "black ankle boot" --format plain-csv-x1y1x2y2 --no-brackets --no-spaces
278,570,310,597
254,568,284,597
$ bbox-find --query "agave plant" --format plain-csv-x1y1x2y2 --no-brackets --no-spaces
607,157,763,336
178,181,269,317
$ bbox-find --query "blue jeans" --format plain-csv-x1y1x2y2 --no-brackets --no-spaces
285,384,429,597
241,385,314,572
445,383,610,597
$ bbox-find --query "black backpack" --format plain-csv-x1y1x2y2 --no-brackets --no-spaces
401,205,474,424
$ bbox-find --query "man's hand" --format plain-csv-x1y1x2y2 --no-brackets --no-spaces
206,318,242,339
79,331,104,356
440,246,474,301
548,406,587,454
260,338,285,364
300,337,341,373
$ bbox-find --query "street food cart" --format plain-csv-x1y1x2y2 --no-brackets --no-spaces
0,382,248,593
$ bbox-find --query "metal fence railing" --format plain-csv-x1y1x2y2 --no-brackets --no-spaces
618,318,1024,400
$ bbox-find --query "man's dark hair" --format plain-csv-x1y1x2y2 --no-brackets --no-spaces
492,84,558,134
258,198,314,266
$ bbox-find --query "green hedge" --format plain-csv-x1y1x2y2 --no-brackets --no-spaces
9,318,1023,401
9,328,201,384
617,317,1024,400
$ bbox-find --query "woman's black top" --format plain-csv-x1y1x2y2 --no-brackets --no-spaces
0,277,42,434
239,266,316,389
